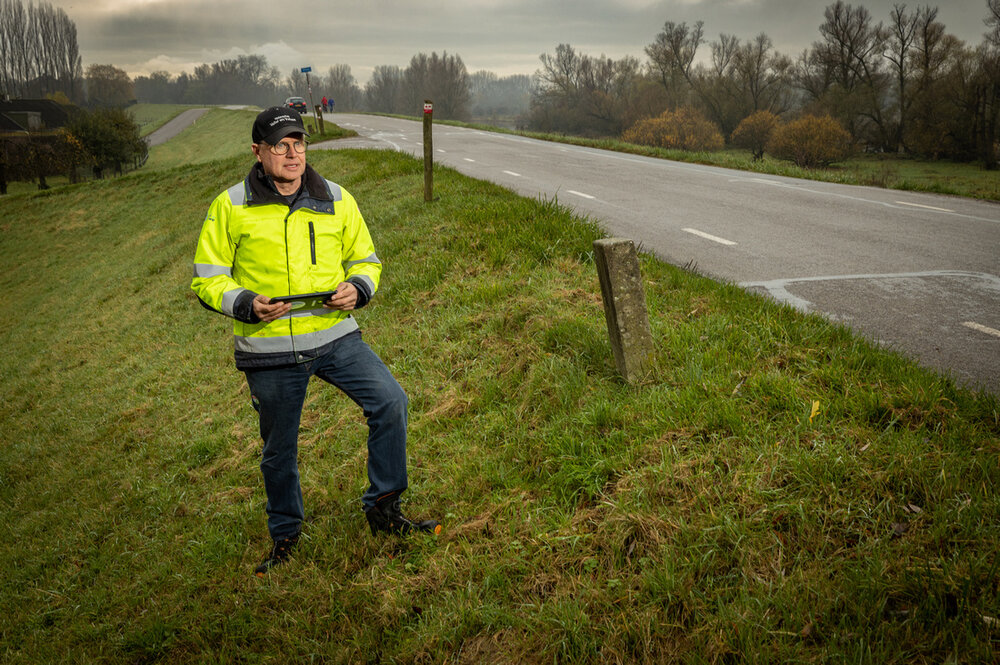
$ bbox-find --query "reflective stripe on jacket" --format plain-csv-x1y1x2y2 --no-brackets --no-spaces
191,163,381,369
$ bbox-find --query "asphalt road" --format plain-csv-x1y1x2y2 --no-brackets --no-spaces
144,108,208,146
317,113,1000,395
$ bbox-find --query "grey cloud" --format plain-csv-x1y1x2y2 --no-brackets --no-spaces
57,0,992,79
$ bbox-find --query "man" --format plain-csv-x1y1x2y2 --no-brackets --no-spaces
191,107,439,576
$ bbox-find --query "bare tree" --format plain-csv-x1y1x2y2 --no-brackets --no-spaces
735,34,794,114
469,71,531,125
323,64,362,111
285,68,307,99
1,0,32,98
807,1,891,146
365,65,405,114
645,21,704,108
885,4,921,151
904,6,955,155
401,52,470,120
989,0,1000,46
0,0,80,101
532,44,643,136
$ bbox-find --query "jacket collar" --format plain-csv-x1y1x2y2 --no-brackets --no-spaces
245,162,332,207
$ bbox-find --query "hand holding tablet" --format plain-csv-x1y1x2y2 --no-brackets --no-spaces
271,290,339,311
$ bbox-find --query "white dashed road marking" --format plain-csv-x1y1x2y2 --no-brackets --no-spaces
568,190,595,199
683,228,737,246
963,321,1000,339
896,201,954,213
503,170,521,177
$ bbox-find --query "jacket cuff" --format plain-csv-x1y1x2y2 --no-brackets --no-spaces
233,290,262,323
348,278,372,309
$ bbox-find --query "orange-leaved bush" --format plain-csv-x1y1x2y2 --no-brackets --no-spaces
622,107,724,152
731,110,780,161
767,115,853,168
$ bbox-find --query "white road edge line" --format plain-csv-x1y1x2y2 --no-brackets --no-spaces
568,190,595,199
464,158,475,162
896,200,954,212
682,227,737,246
503,170,521,177
962,321,1000,338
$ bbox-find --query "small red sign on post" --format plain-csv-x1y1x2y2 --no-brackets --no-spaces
423,102,433,114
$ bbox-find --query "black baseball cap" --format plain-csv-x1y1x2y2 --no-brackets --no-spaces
252,106,309,145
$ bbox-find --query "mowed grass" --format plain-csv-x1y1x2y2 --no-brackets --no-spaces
143,106,358,172
0,147,998,663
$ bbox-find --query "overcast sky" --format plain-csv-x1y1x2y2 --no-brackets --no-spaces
54,0,992,84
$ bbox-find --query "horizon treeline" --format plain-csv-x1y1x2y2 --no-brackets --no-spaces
131,53,530,127
3,0,999,163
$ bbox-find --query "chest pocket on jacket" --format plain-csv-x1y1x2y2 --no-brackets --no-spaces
305,217,345,275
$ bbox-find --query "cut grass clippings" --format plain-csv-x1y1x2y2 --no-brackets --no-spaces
0,148,998,663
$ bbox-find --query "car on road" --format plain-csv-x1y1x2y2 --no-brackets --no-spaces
284,96,307,113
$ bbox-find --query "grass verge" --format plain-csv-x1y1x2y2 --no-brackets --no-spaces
142,107,357,171
0,149,997,663
431,115,1000,202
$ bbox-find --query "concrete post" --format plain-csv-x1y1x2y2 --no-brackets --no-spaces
593,238,654,383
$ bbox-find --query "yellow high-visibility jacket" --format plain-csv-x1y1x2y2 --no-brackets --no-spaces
192,163,381,369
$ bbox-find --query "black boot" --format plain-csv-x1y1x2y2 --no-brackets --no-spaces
254,535,298,576
365,491,441,536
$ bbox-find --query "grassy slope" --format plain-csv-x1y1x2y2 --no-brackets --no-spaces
0,149,998,663
432,117,1000,202
142,107,358,172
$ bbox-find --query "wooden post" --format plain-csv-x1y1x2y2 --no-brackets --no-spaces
313,105,325,134
593,238,654,383
423,100,433,202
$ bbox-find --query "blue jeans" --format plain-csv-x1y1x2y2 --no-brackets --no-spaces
244,332,408,540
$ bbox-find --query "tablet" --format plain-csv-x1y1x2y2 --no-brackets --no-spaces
271,290,337,311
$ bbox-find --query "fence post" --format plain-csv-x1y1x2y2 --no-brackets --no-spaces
593,238,654,383
313,105,325,134
423,100,433,202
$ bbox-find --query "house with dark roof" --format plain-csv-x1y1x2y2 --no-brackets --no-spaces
0,99,78,133
0,113,26,132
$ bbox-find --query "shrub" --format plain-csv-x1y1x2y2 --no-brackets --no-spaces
767,115,853,168
622,107,724,152
66,107,146,178
731,111,780,160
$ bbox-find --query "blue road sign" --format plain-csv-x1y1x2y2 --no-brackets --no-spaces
300,67,312,73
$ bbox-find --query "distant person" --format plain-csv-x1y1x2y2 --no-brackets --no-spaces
328,97,334,112
191,107,440,576
321,95,328,112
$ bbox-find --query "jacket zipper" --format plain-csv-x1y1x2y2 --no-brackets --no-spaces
308,221,317,265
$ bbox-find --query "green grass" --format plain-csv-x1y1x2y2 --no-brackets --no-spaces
142,107,357,171
538,137,1000,202
421,115,1000,202
1,146,997,663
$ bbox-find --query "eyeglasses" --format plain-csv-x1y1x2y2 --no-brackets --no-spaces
263,140,307,155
